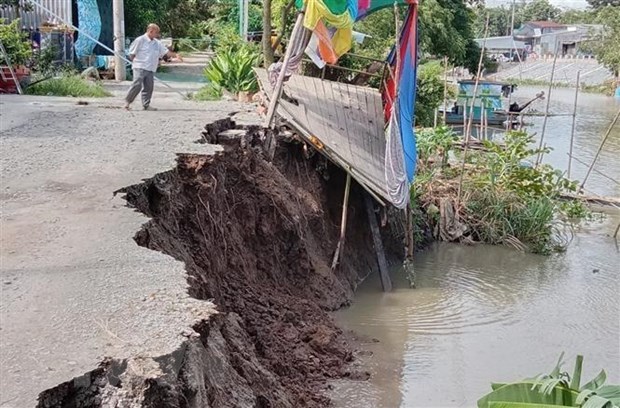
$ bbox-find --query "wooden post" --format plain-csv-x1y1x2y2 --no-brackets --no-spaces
457,14,489,205
331,173,352,270
264,10,305,129
443,55,449,123
536,48,559,167
406,207,414,259
365,195,392,292
568,70,581,179
580,108,620,191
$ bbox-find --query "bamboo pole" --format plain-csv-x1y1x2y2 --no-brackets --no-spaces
443,55,449,123
535,47,559,167
568,70,581,179
264,10,305,128
580,108,620,190
457,14,489,205
566,153,619,185
331,173,352,270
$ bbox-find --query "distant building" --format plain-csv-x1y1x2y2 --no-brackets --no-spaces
513,21,602,57
474,36,526,61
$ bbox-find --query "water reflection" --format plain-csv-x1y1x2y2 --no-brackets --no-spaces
453,87,620,197
332,213,620,408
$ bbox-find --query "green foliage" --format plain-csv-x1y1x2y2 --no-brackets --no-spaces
124,0,212,38
478,354,620,408
416,61,454,127
464,188,559,254
521,0,561,22
559,200,592,221
190,84,223,101
0,19,32,66
587,0,620,8
0,0,32,13
25,76,110,97
591,6,620,77
417,126,458,166
413,130,585,254
419,0,480,72
204,47,260,94
474,132,578,199
559,9,596,25
466,132,579,253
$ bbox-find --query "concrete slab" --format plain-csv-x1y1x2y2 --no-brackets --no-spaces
0,92,250,407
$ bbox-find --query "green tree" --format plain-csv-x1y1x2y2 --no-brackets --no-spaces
415,61,450,127
0,0,32,19
593,5,620,77
124,0,213,38
419,0,481,72
559,9,596,24
587,0,620,8
521,0,561,22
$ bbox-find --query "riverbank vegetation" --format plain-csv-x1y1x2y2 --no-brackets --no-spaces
412,127,588,254
478,353,620,408
509,78,618,96
25,75,111,97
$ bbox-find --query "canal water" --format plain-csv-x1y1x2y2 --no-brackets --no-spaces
331,89,620,407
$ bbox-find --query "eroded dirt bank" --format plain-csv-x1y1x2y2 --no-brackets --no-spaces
38,119,401,407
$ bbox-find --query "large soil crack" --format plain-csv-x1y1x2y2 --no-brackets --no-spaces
37,118,400,407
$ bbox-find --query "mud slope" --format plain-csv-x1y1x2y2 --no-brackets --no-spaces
124,132,390,405
36,118,399,407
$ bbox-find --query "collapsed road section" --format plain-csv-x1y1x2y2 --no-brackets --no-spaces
37,118,403,407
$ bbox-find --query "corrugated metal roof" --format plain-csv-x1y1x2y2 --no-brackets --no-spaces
527,21,565,29
474,36,526,51
0,0,72,29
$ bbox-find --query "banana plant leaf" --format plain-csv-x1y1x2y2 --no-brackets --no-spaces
478,383,580,408
489,403,573,408
597,386,620,405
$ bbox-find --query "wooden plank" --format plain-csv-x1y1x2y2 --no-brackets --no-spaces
365,195,392,292
254,69,389,203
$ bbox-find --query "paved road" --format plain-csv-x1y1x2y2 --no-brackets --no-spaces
0,91,247,407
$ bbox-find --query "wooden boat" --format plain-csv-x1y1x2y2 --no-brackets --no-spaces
441,80,542,127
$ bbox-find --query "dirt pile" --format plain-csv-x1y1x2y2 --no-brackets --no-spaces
38,119,400,407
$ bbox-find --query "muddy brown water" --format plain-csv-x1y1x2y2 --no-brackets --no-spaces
331,89,620,407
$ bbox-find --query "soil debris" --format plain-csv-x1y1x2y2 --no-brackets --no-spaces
38,118,401,407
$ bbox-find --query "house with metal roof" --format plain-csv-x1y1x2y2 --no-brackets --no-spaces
513,21,600,57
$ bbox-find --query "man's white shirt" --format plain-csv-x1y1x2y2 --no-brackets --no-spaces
129,34,168,73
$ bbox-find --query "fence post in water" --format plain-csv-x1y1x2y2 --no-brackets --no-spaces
457,14,489,205
580,108,620,191
407,207,414,259
443,56,449,124
365,195,392,292
535,48,559,167
331,173,352,270
568,70,581,179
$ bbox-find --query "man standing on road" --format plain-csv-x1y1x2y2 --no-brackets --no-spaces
125,24,175,111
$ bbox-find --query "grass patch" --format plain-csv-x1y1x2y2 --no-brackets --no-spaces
189,84,222,101
26,76,111,98
510,78,616,95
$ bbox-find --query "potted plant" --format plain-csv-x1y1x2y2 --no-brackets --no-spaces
0,19,33,93
203,47,260,102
